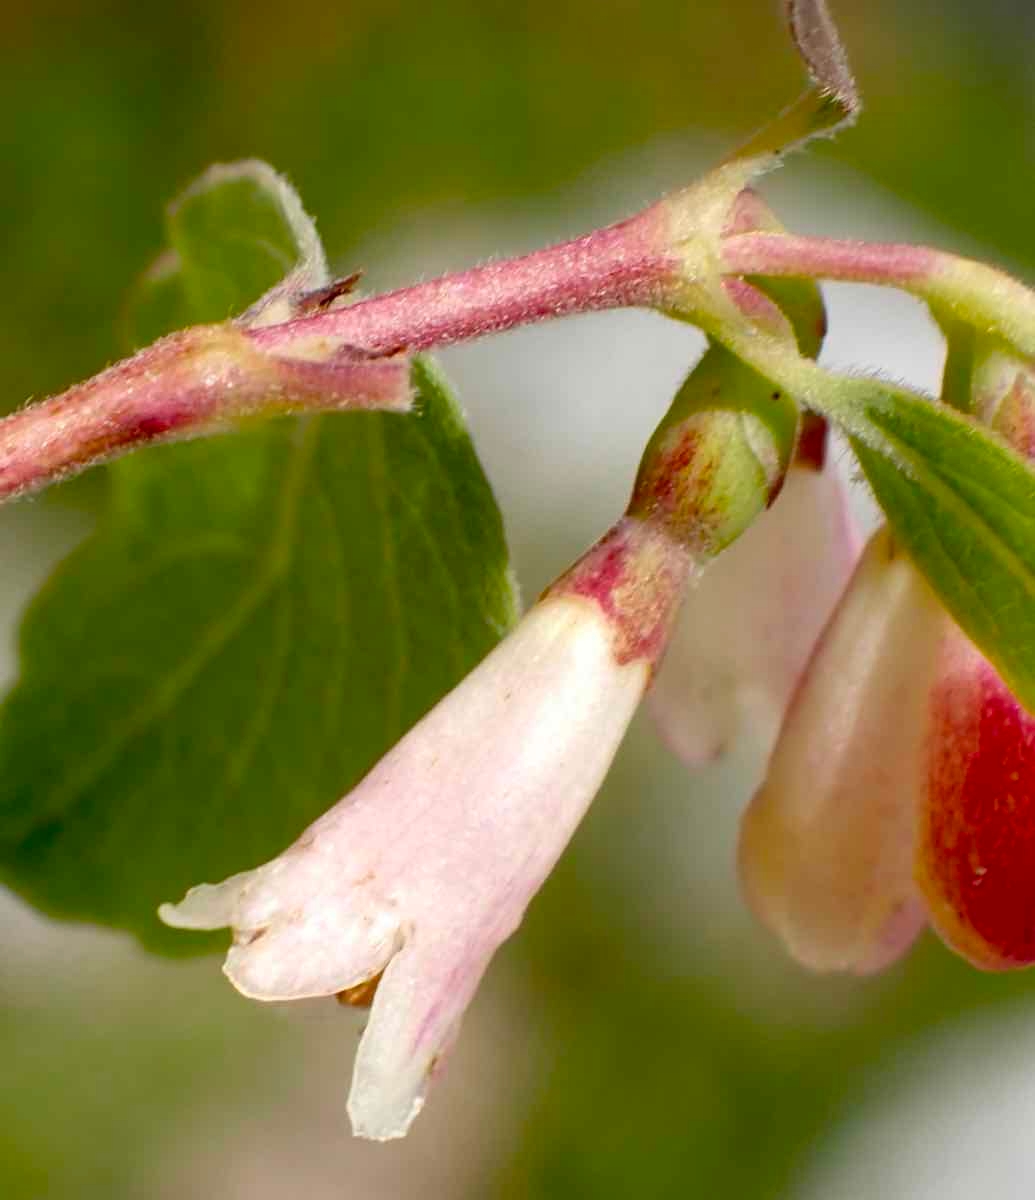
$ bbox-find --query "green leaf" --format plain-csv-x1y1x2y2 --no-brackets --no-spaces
847,388,1035,710
124,160,327,346
170,161,325,321
121,251,193,351
0,165,517,951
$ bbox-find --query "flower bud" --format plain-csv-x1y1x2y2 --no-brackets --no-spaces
738,527,940,972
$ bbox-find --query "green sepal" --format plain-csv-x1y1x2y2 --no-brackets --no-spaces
629,344,801,556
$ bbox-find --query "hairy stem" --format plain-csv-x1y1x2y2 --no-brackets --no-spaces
722,232,1035,359
0,205,678,503
0,326,410,502
5,189,1034,507
249,206,678,359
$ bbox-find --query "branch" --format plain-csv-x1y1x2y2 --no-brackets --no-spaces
248,206,677,359
721,232,1035,359
0,204,679,503
0,0,870,506
0,326,410,502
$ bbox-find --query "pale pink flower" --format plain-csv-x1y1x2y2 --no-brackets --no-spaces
161,517,688,1139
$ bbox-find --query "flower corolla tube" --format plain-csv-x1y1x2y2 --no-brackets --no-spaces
161,517,688,1139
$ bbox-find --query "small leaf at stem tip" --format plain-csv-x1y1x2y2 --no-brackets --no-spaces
723,0,859,166
125,160,329,349
784,0,860,114
2,157,414,502
171,160,329,327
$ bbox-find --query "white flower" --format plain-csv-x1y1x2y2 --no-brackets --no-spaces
160,591,654,1139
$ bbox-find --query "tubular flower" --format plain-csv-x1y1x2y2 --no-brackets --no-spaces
161,516,690,1140
649,425,859,764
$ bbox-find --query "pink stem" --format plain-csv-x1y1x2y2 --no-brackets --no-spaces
250,206,677,358
0,204,678,503
721,232,1035,358
0,207,681,506
0,326,410,502
721,232,938,286
8,206,1029,507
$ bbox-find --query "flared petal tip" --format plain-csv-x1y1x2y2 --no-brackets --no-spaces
343,943,468,1141
346,991,436,1141
221,940,395,1004
348,1089,425,1142
157,872,254,930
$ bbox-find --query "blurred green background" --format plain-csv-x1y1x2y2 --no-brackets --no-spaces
2,1,1035,1196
